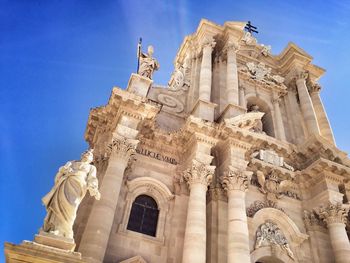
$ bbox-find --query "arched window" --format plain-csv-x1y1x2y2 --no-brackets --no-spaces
127,195,159,237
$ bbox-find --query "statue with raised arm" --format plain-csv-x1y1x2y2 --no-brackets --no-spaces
138,45,159,79
41,149,100,239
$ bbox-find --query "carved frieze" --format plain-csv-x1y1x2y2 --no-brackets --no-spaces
255,171,300,200
255,221,295,260
240,62,285,85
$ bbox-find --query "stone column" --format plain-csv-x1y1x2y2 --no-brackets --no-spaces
309,83,335,144
221,167,252,263
226,44,239,105
295,72,321,135
272,94,286,141
239,86,246,109
318,203,350,263
78,135,138,263
199,39,215,101
182,160,215,263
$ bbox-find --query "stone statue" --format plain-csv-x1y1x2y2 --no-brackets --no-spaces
41,149,100,239
138,45,160,79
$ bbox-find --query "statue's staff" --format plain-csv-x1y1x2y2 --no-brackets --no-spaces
136,37,142,73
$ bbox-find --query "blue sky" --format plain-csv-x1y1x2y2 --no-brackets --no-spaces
1,0,350,261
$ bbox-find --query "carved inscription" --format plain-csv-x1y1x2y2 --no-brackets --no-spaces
136,148,177,165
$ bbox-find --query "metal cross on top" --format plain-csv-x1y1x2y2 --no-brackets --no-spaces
245,21,258,35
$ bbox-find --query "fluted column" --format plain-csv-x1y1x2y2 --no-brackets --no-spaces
318,203,350,263
182,160,215,263
239,86,246,109
295,72,321,135
199,39,215,101
309,83,335,144
272,94,286,141
78,135,138,263
221,167,252,263
226,43,239,105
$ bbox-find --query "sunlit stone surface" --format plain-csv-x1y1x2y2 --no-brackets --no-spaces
5,19,350,263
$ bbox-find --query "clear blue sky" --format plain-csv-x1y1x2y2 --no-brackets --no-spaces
1,0,350,261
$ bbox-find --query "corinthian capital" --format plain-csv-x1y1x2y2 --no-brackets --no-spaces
318,202,349,225
106,135,139,161
220,166,253,192
202,37,216,50
183,159,215,188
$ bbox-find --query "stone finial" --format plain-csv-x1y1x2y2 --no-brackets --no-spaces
182,159,215,188
318,202,349,225
220,166,253,192
261,44,271,56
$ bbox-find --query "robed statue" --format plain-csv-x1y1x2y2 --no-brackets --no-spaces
41,149,100,239
138,45,159,79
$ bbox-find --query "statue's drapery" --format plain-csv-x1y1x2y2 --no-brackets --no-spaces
42,160,98,239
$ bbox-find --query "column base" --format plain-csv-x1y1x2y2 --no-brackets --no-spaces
126,73,153,97
191,99,217,122
218,103,246,122
4,241,84,263
34,231,76,251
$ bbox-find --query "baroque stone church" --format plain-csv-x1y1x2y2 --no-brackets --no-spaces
5,19,350,263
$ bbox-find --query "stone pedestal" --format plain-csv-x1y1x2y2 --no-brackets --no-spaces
191,99,217,122
218,103,246,121
34,231,76,251
126,73,153,97
5,241,85,263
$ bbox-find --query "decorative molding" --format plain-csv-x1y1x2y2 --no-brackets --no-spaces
247,200,285,217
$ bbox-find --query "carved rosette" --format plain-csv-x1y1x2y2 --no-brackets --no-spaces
318,203,349,225
182,160,215,189
221,166,253,192
106,135,139,161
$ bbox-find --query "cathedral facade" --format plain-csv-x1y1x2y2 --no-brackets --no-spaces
5,19,350,263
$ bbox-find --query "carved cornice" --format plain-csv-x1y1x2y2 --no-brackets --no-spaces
220,166,253,192
317,202,349,225
182,159,215,188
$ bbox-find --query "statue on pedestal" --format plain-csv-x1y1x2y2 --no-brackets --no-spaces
138,45,159,79
41,149,100,239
